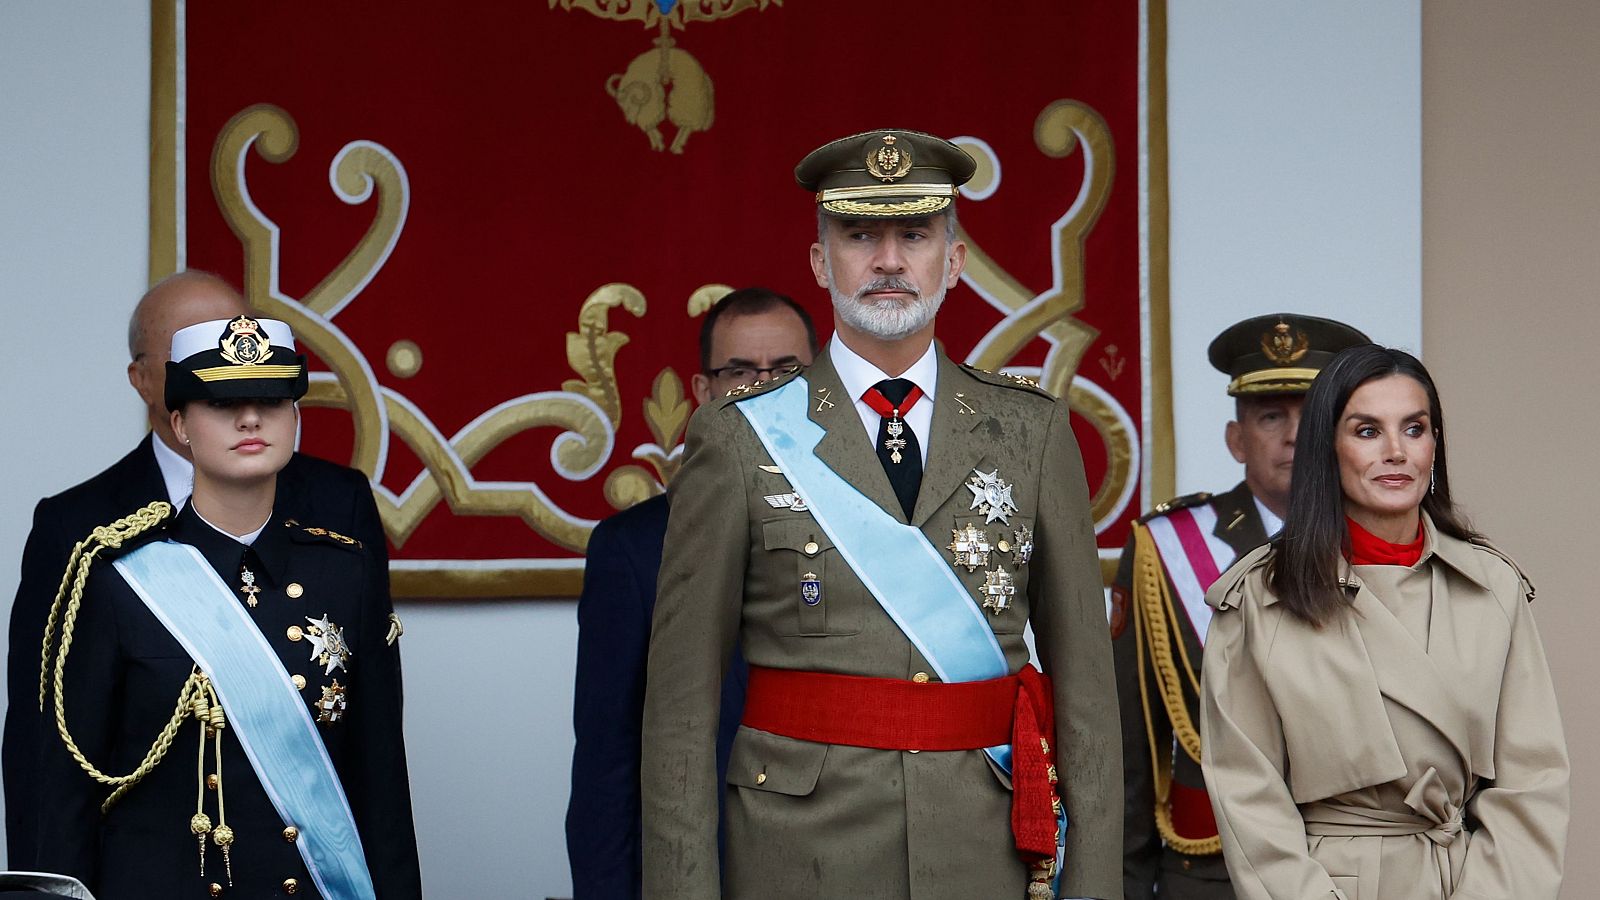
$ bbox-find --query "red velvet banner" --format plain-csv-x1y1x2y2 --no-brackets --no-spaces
152,0,1171,597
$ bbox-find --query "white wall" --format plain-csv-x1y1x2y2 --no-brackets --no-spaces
1167,1,1422,494
0,3,1421,897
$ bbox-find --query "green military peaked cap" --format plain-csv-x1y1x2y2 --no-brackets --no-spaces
1207,313,1371,396
795,128,976,218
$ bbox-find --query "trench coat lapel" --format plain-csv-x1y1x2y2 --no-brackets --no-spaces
1346,574,1475,769
803,352,908,523
910,354,989,527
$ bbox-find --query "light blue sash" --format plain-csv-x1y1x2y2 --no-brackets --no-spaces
736,377,1015,771
114,541,375,900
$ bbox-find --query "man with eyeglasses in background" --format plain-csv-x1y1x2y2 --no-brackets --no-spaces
565,286,819,900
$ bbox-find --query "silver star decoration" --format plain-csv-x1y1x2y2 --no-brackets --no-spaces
980,567,1017,615
1011,524,1035,567
966,469,1019,525
304,613,351,676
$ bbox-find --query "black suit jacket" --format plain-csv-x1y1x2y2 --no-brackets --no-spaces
564,494,748,900
34,503,419,899
4,435,387,867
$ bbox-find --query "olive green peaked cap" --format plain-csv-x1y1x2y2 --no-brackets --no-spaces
795,129,977,218
1208,313,1371,397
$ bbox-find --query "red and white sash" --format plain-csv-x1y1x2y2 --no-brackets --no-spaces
1143,505,1236,645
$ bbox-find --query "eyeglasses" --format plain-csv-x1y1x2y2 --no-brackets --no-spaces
705,363,804,382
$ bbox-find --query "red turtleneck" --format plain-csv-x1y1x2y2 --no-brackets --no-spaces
1346,516,1425,567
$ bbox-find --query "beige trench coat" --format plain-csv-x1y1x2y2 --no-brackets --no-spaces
640,347,1121,900
1199,515,1568,900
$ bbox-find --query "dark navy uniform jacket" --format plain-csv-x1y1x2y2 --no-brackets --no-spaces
5,435,387,869
565,494,748,900
34,503,420,900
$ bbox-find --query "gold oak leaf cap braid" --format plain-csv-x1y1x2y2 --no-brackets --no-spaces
1206,313,1370,398
795,129,977,218
1130,523,1222,855
39,501,209,812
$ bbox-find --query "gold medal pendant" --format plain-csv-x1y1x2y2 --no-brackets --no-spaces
884,416,908,464
238,566,261,607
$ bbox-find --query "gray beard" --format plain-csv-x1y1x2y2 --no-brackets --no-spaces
828,259,949,341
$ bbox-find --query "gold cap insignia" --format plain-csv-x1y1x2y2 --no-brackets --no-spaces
1260,322,1310,367
218,315,274,367
865,134,914,182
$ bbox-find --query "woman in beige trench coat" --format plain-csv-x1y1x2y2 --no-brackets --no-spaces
1199,345,1568,900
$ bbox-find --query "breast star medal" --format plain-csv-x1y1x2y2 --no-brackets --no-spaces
315,680,347,724
948,523,993,571
980,568,1016,615
1010,525,1034,567
966,468,1020,525
238,566,261,607
303,614,351,676
800,572,823,607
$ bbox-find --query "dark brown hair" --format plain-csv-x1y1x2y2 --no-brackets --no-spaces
1267,344,1479,626
698,287,819,373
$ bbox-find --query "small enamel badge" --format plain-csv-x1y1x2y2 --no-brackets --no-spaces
315,680,347,724
1010,525,1034,567
948,524,993,572
966,469,1020,525
801,572,822,606
980,568,1016,615
304,613,351,676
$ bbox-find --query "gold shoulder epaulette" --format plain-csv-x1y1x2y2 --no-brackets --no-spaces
1467,537,1537,603
1139,491,1213,523
720,367,802,402
958,364,1054,398
286,521,363,549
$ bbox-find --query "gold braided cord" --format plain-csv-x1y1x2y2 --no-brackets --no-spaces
1131,524,1222,855
39,502,209,813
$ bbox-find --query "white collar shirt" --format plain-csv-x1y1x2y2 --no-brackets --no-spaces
150,432,194,511
1254,496,1284,538
828,337,938,467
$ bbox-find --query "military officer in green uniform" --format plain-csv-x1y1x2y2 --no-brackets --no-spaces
1110,314,1369,900
641,130,1121,899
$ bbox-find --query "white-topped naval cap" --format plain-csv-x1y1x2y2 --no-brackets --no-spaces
170,316,296,362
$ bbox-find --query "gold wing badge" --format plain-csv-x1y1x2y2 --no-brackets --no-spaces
549,0,783,154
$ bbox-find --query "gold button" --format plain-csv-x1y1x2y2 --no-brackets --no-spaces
282,825,299,842
998,540,1011,552
291,675,307,690
210,884,223,897
206,774,219,790
286,583,304,599
287,625,304,642
283,878,299,894
754,772,767,785
803,541,820,555
912,672,930,684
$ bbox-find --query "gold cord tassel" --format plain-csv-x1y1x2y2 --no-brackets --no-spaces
1131,524,1224,856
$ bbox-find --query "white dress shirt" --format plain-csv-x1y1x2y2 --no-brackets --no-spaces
150,433,195,510
828,337,938,466
1253,496,1284,538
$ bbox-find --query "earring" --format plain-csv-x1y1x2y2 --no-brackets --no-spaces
1430,463,1436,495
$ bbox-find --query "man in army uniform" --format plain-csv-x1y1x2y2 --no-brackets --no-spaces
1110,314,1369,900
641,129,1120,900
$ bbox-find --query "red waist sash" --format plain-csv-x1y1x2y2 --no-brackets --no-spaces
1168,780,1219,843
742,664,1062,860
